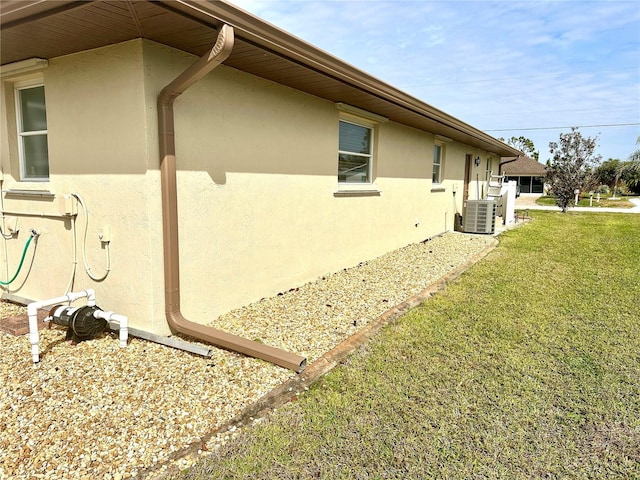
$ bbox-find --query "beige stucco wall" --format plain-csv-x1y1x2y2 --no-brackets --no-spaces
1,39,498,335
0,40,164,327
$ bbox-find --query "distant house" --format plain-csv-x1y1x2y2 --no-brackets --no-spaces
1,1,519,365
500,155,547,194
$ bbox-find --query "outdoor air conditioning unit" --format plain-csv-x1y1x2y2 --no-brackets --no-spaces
463,200,497,234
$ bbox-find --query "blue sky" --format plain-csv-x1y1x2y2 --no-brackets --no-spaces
232,0,640,162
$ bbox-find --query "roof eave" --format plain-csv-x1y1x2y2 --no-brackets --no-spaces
1,0,521,157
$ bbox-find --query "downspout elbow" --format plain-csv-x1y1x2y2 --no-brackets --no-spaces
167,310,306,373
158,24,235,108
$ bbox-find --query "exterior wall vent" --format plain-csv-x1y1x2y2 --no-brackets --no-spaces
463,200,497,234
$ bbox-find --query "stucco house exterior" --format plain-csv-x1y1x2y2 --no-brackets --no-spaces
1,0,520,367
500,155,547,195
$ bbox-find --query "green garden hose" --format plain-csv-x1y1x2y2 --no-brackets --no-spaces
0,233,36,285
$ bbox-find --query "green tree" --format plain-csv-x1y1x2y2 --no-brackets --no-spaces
546,127,601,212
594,158,622,190
624,136,640,173
499,136,539,160
623,167,640,194
612,137,640,195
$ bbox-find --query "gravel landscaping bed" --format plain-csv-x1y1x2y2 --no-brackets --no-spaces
0,232,495,480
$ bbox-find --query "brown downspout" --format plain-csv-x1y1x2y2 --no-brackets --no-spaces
158,24,307,373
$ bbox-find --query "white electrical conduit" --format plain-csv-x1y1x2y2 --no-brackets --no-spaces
62,211,78,294
28,289,127,363
0,180,14,240
0,210,78,294
71,193,110,282
0,188,96,295
0,182,14,289
0,220,14,240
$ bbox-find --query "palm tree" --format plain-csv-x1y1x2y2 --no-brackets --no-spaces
609,137,640,197
615,137,640,185
629,136,640,171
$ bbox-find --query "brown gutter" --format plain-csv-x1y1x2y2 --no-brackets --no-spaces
158,24,307,373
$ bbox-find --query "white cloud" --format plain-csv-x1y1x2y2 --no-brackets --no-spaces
231,0,640,160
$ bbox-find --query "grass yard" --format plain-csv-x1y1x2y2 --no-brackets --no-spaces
536,194,637,209
174,212,640,479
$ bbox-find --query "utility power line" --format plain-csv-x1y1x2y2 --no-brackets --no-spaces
485,123,640,132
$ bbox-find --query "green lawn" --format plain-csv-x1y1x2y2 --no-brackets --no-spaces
536,194,637,208
174,212,640,479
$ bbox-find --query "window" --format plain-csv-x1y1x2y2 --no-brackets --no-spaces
338,119,372,183
520,176,532,193
16,82,49,180
432,144,443,183
532,176,544,194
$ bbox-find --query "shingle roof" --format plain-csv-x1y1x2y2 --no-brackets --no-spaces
500,156,547,176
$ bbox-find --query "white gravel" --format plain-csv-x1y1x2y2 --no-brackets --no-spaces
0,232,495,480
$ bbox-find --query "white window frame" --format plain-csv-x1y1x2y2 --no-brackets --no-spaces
15,79,49,181
432,142,444,184
338,117,374,185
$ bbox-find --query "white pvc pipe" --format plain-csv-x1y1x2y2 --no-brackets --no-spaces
27,289,129,363
94,310,128,348
28,289,95,363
